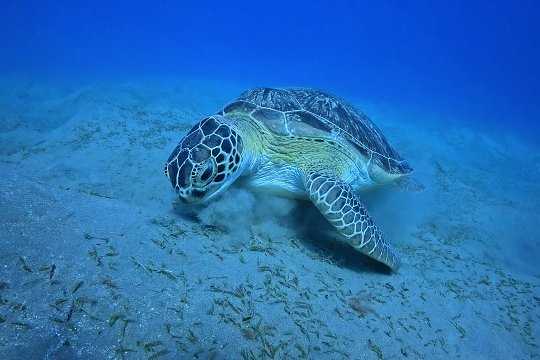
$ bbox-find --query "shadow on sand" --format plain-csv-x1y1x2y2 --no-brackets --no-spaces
169,192,392,274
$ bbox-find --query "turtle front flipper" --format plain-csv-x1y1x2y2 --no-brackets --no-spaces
304,173,400,271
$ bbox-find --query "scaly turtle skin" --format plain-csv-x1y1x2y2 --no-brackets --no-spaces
164,88,412,271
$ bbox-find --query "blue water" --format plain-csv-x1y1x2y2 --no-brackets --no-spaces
3,1,540,138
1,1,539,359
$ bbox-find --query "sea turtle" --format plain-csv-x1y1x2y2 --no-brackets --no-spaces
164,88,412,271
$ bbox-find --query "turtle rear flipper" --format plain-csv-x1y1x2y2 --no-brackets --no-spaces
304,172,400,271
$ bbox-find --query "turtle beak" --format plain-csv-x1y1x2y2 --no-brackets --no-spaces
177,196,192,204
178,188,208,204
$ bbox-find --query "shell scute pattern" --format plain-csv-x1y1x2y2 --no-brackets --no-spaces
223,100,257,114
287,111,332,133
233,87,411,175
252,107,283,121
238,88,300,111
285,112,331,138
252,108,288,135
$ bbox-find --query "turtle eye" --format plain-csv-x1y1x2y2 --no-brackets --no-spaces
194,159,215,187
200,167,212,182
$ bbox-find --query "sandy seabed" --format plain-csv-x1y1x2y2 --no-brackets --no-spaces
0,78,539,359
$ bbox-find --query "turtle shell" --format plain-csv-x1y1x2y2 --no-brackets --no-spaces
221,87,412,175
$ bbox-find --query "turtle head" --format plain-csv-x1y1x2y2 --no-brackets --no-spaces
164,116,244,203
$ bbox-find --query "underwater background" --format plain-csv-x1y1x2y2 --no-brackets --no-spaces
1,0,539,359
